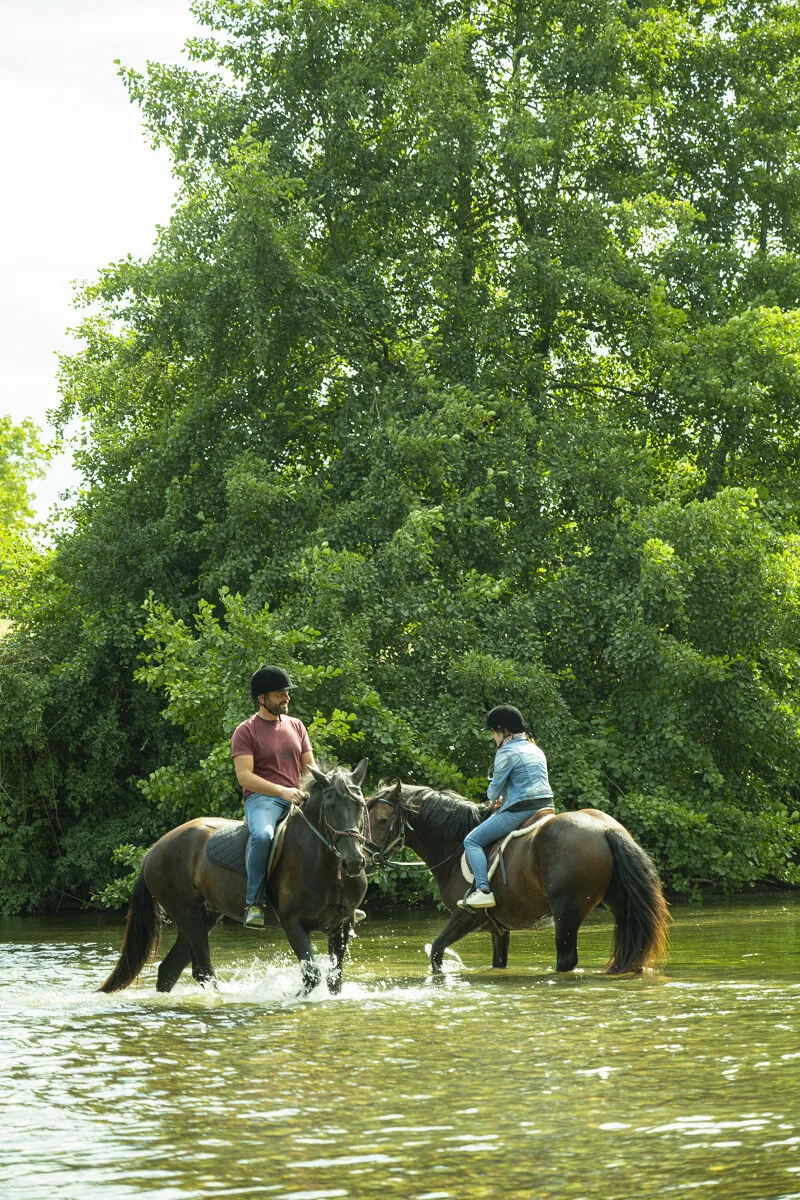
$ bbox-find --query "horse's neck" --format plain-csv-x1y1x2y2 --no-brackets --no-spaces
402,797,467,867
402,822,438,864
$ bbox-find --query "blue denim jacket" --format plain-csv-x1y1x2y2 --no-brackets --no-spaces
486,734,554,812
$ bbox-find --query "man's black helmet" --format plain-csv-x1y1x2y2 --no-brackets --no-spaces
485,704,526,733
250,665,294,703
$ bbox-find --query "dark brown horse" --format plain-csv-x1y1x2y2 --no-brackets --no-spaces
99,761,370,996
368,783,669,974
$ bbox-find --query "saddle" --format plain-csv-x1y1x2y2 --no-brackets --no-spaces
204,809,293,880
461,809,555,887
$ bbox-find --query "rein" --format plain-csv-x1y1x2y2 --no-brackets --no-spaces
296,783,371,877
366,791,462,874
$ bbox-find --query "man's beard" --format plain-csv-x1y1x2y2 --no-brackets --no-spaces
264,700,288,716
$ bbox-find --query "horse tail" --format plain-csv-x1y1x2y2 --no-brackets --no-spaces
97,865,161,993
604,829,670,974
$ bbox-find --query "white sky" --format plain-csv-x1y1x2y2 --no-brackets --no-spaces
1,0,203,519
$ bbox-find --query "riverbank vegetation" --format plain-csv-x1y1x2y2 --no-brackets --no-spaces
3,0,800,913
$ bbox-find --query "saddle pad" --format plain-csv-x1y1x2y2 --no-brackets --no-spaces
461,811,555,885
205,812,292,878
205,820,249,875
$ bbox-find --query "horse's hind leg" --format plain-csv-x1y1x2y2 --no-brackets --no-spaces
174,908,220,989
550,895,581,972
157,932,193,993
430,910,479,975
327,924,351,995
491,929,510,970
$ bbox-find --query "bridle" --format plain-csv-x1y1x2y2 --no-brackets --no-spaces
296,779,371,876
366,788,461,874
365,790,409,867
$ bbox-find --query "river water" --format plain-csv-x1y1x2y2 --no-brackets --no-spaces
1,895,799,1200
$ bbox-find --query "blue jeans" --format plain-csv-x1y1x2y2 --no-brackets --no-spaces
464,807,549,892
244,794,291,905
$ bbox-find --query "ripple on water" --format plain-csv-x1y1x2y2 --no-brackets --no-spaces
1,900,800,1200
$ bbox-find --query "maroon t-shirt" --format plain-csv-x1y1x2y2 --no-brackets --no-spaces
230,714,312,798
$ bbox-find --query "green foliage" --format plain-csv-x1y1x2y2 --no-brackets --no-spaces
3,0,800,911
91,844,148,909
133,589,363,821
0,415,49,621
0,415,46,533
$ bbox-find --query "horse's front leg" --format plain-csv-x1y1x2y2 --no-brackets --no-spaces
491,929,510,969
283,916,321,994
326,923,352,995
430,909,480,975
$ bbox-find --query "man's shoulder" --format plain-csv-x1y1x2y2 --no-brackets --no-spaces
283,715,308,734
234,713,257,732
231,714,257,743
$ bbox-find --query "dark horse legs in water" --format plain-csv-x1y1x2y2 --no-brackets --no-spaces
282,916,322,992
549,893,581,973
157,910,222,992
327,924,352,994
430,914,510,972
492,929,510,969
430,909,477,973
430,907,573,973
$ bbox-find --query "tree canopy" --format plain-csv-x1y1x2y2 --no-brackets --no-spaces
0,416,46,545
3,0,800,912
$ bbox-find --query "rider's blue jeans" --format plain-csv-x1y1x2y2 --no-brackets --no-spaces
464,806,550,892
244,793,290,905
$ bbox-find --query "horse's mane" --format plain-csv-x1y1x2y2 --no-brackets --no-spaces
397,784,486,845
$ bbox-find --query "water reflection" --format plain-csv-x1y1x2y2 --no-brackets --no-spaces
1,897,799,1199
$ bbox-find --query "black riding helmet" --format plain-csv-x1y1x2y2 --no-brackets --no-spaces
250,665,294,704
485,704,526,733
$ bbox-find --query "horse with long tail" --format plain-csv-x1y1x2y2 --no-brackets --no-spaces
368,783,669,974
99,760,369,996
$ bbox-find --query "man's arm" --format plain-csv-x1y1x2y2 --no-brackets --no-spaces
233,755,304,804
301,749,316,771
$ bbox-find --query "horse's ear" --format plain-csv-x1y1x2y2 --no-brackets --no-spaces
391,781,403,799
351,758,369,786
308,765,330,788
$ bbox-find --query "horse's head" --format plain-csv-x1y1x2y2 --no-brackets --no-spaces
366,782,414,863
306,759,370,877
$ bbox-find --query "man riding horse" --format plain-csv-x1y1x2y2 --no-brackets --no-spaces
231,665,316,928
99,665,370,994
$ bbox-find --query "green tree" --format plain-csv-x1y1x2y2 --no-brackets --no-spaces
0,415,48,611
3,0,800,911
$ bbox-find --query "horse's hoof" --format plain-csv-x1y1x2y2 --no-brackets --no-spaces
300,965,322,995
327,972,343,995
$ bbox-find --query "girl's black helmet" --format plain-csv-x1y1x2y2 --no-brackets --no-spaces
485,704,526,733
250,665,294,703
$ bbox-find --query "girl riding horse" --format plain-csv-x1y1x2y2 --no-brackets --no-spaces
461,705,555,909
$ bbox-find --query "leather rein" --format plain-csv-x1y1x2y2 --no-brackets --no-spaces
365,791,461,874
295,782,371,864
